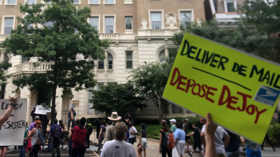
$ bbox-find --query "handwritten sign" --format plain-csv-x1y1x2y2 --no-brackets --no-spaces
72,100,79,106
163,33,280,144
0,98,27,146
35,105,51,115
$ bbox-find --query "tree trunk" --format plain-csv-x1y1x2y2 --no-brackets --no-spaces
51,60,58,126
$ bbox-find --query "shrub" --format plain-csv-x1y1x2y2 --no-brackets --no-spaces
135,124,162,140
268,124,280,143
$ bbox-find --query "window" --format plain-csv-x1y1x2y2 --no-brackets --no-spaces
108,53,113,69
89,17,99,31
6,0,16,4
226,2,235,12
89,0,99,4
105,0,114,4
4,17,14,35
73,0,79,4
180,11,192,27
151,12,162,29
88,87,94,115
22,56,29,62
126,51,133,69
172,104,182,114
105,16,114,33
159,50,165,63
26,0,35,4
27,24,33,30
125,16,132,30
98,60,104,69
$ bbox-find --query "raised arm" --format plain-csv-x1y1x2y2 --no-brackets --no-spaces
0,97,17,126
224,134,230,148
205,113,217,157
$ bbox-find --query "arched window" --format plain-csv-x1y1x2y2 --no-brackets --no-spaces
159,50,165,62
108,53,113,69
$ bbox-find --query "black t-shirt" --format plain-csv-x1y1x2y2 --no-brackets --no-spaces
183,124,189,134
125,116,132,126
160,130,165,148
96,121,101,132
141,129,147,138
225,130,240,152
193,128,201,143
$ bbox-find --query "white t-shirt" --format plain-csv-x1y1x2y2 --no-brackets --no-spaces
201,125,228,154
129,126,137,139
100,140,137,157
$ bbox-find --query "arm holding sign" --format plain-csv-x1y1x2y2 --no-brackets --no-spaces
0,96,17,126
205,113,218,157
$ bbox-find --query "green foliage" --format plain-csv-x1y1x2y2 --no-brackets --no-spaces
133,118,160,125
91,82,146,115
0,58,11,97
129,58,174,124
268,124,280,143
1,0,108,123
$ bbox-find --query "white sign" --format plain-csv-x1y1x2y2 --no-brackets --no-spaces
0,98,27,146
35,105,51,115
69,104,76,109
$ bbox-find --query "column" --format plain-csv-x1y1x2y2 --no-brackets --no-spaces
0,51,4,62
104,49,108,85
164,45,169,58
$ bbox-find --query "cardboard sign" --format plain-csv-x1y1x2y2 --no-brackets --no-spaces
0,99,27,146
35,105,51,115
163,33,280,144
69,104,76,109
46,112,51,119
72,100,79,106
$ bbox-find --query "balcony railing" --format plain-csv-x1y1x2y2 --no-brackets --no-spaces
0,35,9,42
99,33,120,40
13,62,53,73
138,29,180,36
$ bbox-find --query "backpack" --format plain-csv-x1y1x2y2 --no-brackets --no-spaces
72,126,87,144
37,128,46,145
161,129,175,150
53,125,61,140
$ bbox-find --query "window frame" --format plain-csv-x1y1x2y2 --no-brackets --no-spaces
88,0,99,4
5,0,17,5
149,10,164,29
88,15,100,31
1,16,15,35
107,52,113,69
103,15,116,33
125,16,133,30
24,0,36,5
125,51,133,69
72,0,80,4
104,0,115,4
98,59,104,69
178,9,194,27
224,0,237,13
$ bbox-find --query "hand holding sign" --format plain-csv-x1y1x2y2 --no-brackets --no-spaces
0,96,18,126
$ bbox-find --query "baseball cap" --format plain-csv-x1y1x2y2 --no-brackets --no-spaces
169,119,176,123
185,118,189,121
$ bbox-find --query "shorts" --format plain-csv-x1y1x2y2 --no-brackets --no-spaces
176,141,186,156
185,136,190,143
141,138,147,148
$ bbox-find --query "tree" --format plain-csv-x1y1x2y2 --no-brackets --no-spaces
129,58,174,124
1,0,108,125
90,82,146,116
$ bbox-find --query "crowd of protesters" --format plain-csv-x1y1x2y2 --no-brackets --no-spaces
0,96,277,157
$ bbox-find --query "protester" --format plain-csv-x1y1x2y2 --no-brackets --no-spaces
187,123,204,156
68,112,77,157
104,112,122,143
28,120,43,157
261,133,275,151
31,107,36,122
138,123,148,157
0,146,8,157
100,122,137,157
240,136,262,157
125,112,132,126
19,122,29,157
128,121,137,145
69,117,87,157
59,120,65,148
68,107,76,131
200,118,207,149
169,119,176,133
173,122,186,157
0,96,17,126
225,130,240,157
159,121,172,157
96,118,101,140
204,113,218,157
183,119,191,154
97,119,106,152
202,122,230,157
50,119,62,157
85,120,93,149
29,116,41,133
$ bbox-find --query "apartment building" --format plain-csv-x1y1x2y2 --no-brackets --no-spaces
0,0,204,124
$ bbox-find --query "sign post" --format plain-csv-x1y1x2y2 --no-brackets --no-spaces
163,33,280,144
0,98,27,146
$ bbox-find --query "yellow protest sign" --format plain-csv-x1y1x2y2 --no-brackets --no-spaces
163,33,280,144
